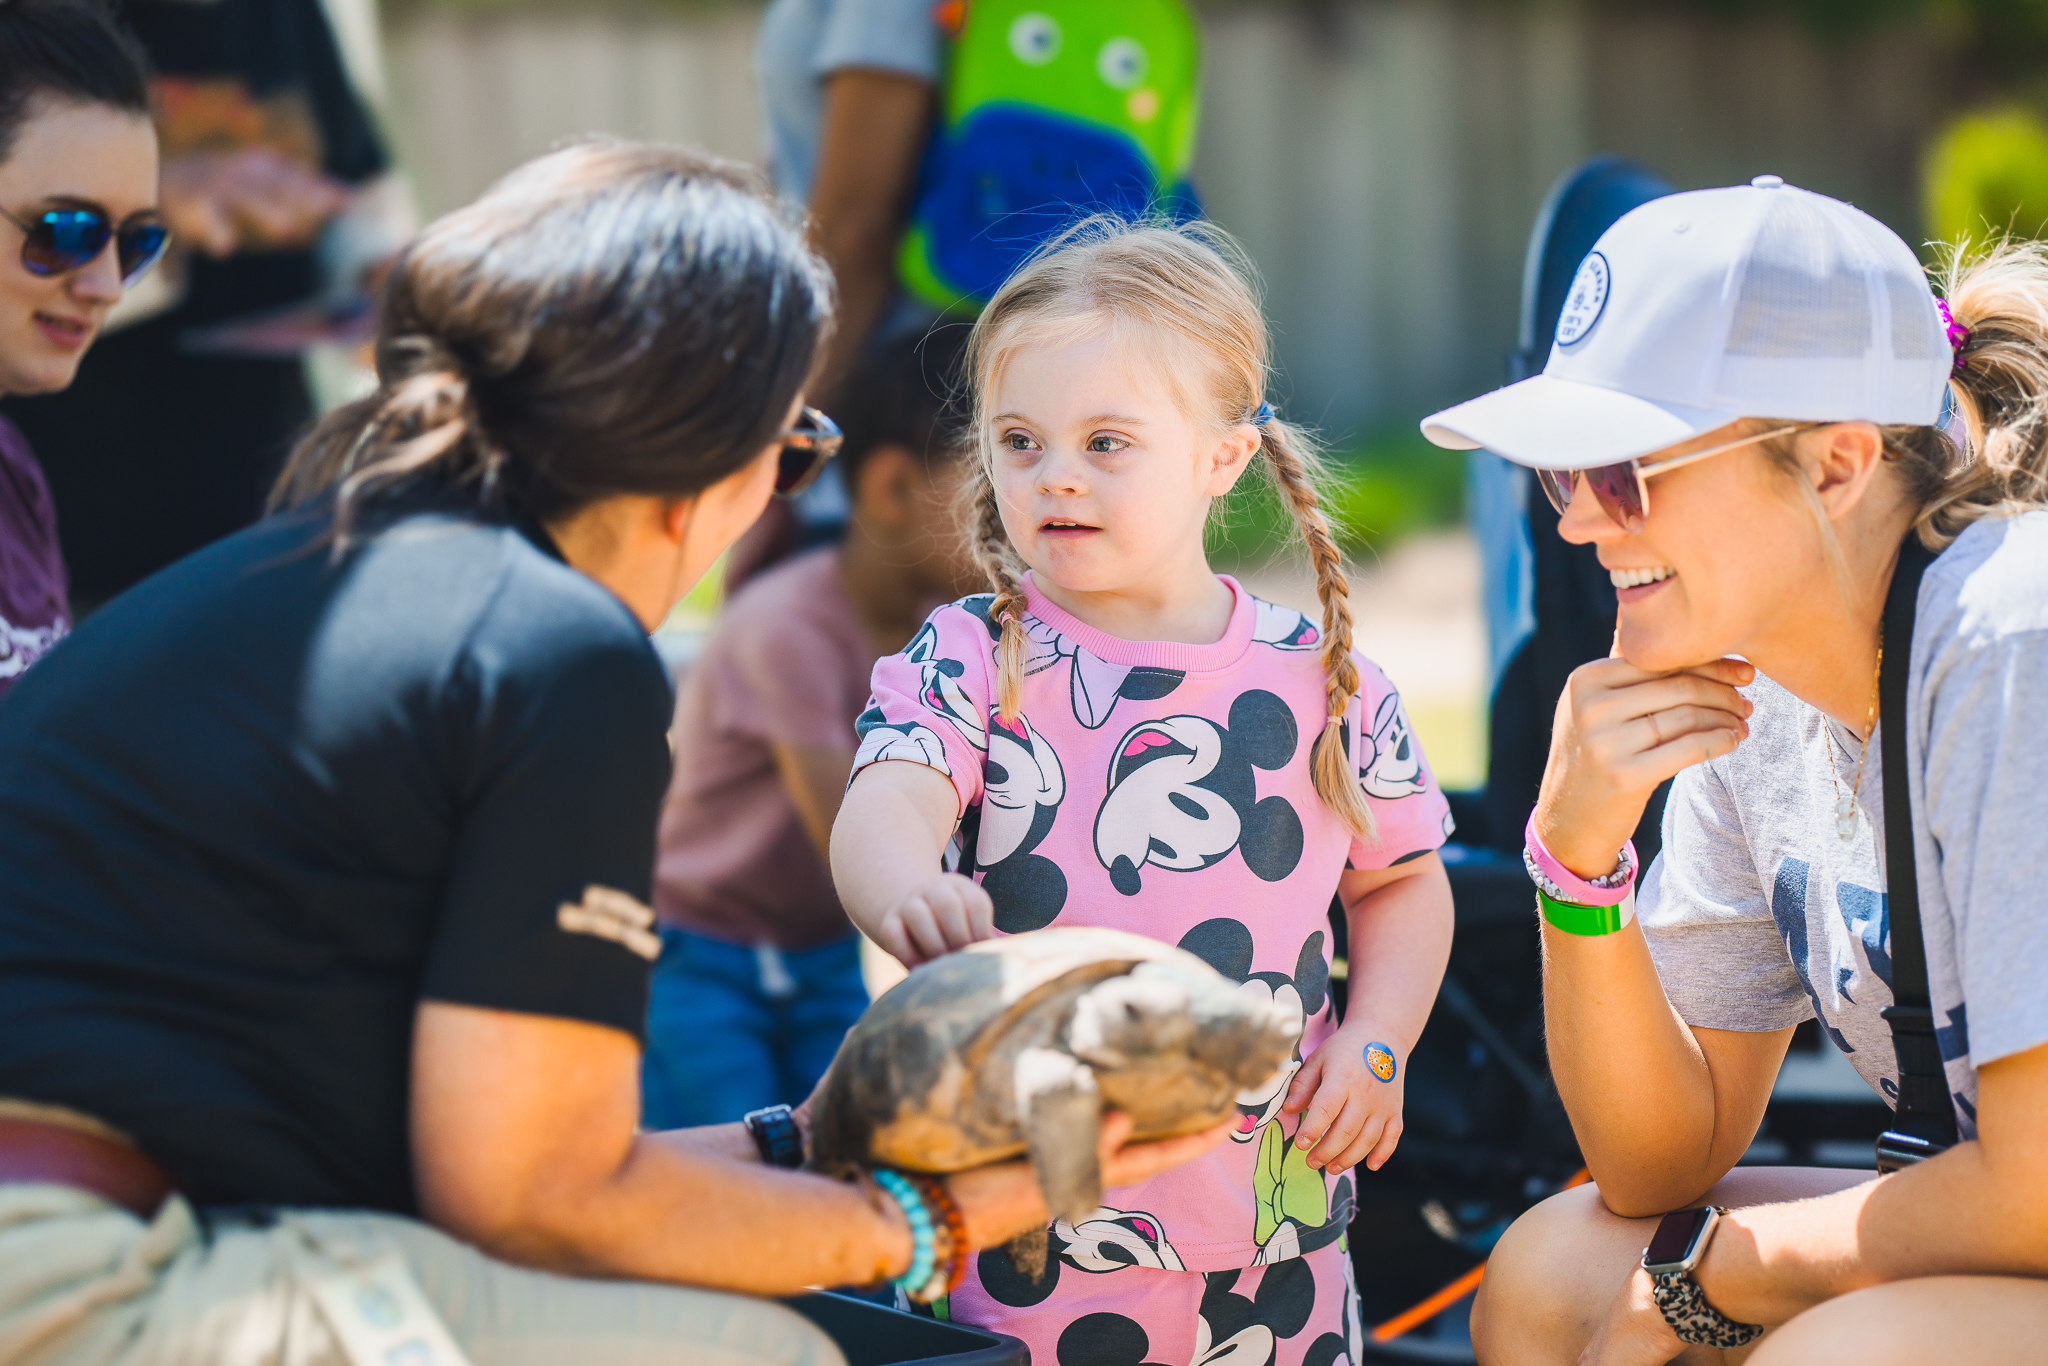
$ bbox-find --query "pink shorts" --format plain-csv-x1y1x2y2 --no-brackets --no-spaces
946,1241,1360,1366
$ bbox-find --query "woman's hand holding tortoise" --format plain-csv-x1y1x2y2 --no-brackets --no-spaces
942,1110,1230,1253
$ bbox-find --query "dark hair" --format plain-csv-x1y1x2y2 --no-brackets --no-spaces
0,0,151,165
271,139,837,542
836,324,971,497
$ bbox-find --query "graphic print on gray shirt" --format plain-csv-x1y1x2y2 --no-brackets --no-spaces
1639,511,2048,1139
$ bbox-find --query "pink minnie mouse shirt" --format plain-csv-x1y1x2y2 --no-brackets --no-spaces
853,573,1453,1272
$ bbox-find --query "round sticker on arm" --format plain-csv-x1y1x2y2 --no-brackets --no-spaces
1364,1042,1397,1082
1555,251,1610,346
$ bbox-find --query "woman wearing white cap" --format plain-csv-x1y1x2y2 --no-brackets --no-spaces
1424,176,2048,1363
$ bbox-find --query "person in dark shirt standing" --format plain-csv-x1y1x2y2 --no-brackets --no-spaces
0,138,1221,1363
2,0,396,609
0,1,165,698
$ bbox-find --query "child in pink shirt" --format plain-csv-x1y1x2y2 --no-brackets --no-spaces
831,218,1456,1365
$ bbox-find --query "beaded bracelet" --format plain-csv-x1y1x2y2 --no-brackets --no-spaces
872,1169,936,1293
909,1173,969,1298
1523,811,1636,907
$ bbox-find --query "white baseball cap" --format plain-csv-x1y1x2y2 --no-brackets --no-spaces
1422,175,1951,470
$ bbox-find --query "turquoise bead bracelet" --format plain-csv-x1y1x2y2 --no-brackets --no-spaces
872,1168,936,1291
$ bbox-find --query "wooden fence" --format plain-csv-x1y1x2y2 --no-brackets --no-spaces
380,1,1961,434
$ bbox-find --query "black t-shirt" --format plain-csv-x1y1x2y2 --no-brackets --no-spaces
0,504,673,1213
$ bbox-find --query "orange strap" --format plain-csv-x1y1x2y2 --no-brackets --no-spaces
1368,1168,1590,1343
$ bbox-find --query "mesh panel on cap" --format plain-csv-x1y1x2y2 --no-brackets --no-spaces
1726,194,1875,358
1887,270,1939,360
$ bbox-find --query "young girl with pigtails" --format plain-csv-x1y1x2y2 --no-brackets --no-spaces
830,215,1456,1362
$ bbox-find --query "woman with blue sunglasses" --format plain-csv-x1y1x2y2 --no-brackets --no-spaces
0,0,164,699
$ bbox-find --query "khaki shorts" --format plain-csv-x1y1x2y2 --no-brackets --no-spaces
0,1184,845,1366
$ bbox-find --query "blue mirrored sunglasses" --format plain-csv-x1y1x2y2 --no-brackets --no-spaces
0,205,170,287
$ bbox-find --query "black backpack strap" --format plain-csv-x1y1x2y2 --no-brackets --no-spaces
1877,533,1958,1154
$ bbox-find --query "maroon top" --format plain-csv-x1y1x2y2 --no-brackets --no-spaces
0,415,70,700
655,547,879,948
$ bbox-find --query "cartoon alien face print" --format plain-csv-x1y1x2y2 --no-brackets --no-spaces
1093,690,1304,895
1358,691,1427,800
906,621,987,751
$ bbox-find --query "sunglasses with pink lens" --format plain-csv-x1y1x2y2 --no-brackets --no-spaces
1535,423,1811,533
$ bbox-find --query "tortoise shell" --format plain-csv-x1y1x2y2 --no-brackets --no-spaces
807,927,1301,1221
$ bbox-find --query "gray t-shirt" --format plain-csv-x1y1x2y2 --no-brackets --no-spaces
1641,511,2048,1139
755,0,942,205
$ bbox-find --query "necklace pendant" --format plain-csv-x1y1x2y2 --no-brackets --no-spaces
1836,794,1857,841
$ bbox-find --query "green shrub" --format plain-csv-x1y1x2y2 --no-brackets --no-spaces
1924,108,2048,250
1206,424,1464,566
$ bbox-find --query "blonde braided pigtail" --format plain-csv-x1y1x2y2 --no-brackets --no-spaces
967,465,1030,724
1260,417,1375,841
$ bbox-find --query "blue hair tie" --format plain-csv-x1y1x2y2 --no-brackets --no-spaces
1252,401,1276,426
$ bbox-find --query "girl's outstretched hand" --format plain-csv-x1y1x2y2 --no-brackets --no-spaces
1281,1020,1408,1176
1534,655,1754,879
873,872,995,967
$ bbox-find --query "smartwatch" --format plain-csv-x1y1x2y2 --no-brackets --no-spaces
1641,1206,1765,1349
742,1104,805,1169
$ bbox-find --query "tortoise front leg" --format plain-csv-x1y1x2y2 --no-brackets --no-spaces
1007,1044,1104,1280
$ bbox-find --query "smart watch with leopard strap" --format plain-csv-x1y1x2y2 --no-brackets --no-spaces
1641,1206,1765,1349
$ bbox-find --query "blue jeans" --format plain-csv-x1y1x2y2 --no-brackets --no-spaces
641,927,868,1129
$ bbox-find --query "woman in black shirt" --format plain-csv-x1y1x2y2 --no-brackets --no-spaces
0,137,1219,1364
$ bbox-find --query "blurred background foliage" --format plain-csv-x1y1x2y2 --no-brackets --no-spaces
1926,108,2048,245
1207,426,1464,568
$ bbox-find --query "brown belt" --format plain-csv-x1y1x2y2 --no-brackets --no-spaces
0,1114,175,1218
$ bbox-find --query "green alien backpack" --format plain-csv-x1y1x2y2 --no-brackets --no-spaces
898,0,1202,312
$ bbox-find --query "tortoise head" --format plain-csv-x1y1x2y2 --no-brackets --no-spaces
1065,960,1299,1089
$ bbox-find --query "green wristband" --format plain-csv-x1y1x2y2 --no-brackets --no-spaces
1537,889,1631,936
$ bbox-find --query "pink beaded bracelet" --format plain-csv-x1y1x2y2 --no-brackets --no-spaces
1523,811,1637,908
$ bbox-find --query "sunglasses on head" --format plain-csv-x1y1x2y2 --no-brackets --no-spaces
0,204,171,287
1535,423,1813,534
775,406,843,499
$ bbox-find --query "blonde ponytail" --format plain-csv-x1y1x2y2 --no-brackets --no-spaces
962,214,1378,838
1908,238,2048,548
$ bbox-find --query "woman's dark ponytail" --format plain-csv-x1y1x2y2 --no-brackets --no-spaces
0,0,151,164
271,336,506,539
271,139,836,545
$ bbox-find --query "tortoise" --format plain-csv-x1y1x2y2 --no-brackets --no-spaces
807,926,1302,1278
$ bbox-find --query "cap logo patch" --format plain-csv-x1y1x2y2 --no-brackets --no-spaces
1556,251,1610,346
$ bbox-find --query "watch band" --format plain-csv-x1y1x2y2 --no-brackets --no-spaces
1643,1206,1764,1348
1648,1270,1765,1348
742,1104,805,1169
